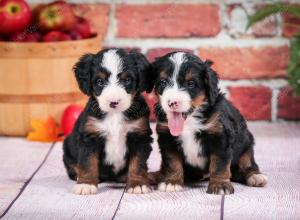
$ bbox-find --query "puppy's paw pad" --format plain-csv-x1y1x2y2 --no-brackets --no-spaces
207,182,234,195
247,173,268,187
127,185,151,194
72,184,97,195
158,182,183,192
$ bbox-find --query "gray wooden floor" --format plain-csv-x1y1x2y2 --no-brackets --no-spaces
0,122,300,220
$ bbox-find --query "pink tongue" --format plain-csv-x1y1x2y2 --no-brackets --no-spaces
168,112,185,136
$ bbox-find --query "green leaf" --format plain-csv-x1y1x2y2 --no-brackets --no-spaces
285,5,300,18
246,4,300,30
288,37,300,96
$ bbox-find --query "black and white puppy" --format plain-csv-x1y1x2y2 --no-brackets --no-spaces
151,52,268,194
63,48,154,195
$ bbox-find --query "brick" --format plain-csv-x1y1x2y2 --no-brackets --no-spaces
278,87,300,120
199,46,289,80
147,48,193,62
229,86,272,120
116,4,220,38
282,13,300,38
72,4,109,38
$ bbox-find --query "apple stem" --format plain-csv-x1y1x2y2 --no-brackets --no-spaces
8,4,20,14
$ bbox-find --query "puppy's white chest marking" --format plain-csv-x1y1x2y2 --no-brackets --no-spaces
179,116,207,168
100,113,127,173
89,114,141,173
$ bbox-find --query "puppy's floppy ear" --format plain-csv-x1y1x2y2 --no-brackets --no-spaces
73,53,94,95
129,50,153,93
203,60,219,105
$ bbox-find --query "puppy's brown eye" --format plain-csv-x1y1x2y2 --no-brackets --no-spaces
124,77,132,85
187,80,196,89
96,79,104,87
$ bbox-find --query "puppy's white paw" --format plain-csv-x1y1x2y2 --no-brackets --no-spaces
158,182,183,192
72,184,97,195
127,185,151,194
247,173,268,187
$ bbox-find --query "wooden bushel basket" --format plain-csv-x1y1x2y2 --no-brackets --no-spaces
0,36,101,136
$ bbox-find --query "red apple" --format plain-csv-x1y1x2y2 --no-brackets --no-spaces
0,0,32,34
61,104,83,136
42,31,71,42
73,17,91,39
0,35,5,41
9,31,41,42
24,32,42,42
69,30,83,40
36,1,76,32
9,31,26,41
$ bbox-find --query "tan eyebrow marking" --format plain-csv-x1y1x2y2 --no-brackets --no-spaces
98,72,107,80
185,71,194,81
160,71,168,79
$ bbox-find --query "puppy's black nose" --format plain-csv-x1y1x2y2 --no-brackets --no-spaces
109,101,119,109
168,101,178,108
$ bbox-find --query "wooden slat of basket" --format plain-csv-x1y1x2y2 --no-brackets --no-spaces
0,36,101,58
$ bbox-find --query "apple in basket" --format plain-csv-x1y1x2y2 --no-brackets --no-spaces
69,30,83,40
73,17,91,39
42,30,71,42
0,0,32,34
9,31,42,42
35,0,76,32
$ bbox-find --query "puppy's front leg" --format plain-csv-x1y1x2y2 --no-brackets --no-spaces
207,154,234,195
72,149,99,195
158,151,184,192
127,154,151,194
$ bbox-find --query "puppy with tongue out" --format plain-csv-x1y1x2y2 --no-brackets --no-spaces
150,51,268,194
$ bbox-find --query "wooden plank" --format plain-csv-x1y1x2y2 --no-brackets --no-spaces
225,172,300,220
116,123,300,219
0,138,52,216
114,184,222,220
3,142,126,220
224,123,300,219
2,122,299,219
248,123,300,173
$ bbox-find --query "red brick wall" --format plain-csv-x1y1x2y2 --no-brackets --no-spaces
70,1,299,121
